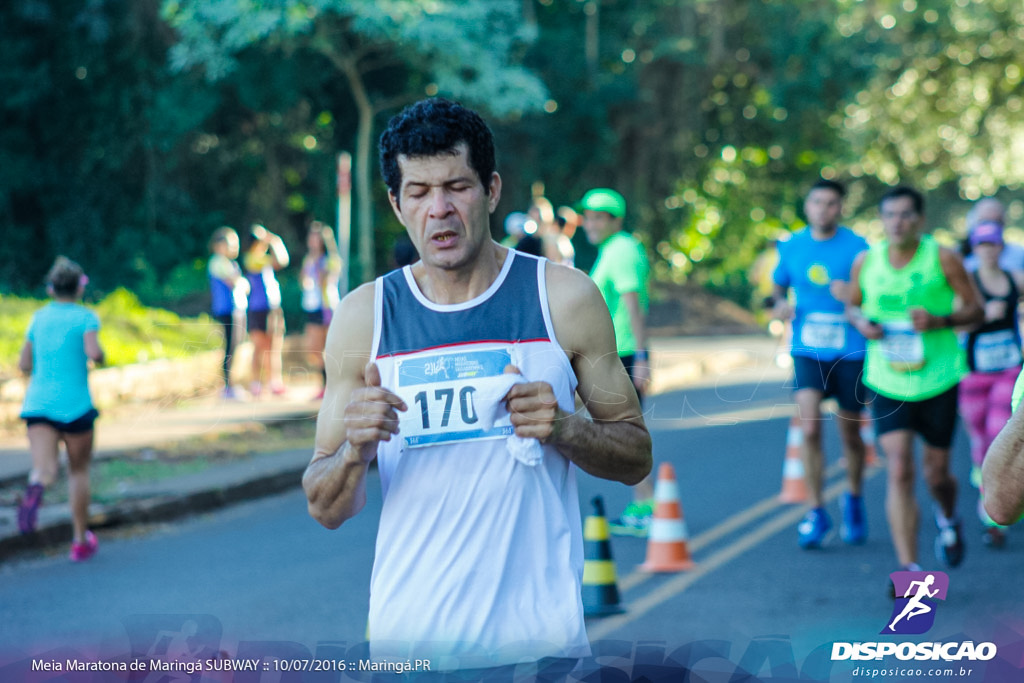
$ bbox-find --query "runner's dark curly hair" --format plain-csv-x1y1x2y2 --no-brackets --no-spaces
379,98,495,205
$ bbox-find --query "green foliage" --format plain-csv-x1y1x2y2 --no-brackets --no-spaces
6,0,1024,313
161,0,547,283
838,0,1024,201
0,290,220,380
0,295,42,378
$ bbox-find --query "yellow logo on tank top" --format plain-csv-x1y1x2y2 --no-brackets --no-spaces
807,263,830,286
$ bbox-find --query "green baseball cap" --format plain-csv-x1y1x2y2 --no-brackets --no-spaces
580,188,626,218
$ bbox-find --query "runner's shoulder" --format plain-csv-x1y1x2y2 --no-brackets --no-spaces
327,282,376,356
545,261,607,317
336,281,375,318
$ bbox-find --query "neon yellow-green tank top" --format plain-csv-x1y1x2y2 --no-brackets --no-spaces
860,235,966,400
1012,372,1024,412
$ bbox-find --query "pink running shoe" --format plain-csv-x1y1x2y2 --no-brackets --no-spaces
70,531,99,562
17,483,44,534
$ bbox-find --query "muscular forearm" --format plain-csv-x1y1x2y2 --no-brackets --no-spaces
982,409,1024,526
302,445,371,529
552,413,652,485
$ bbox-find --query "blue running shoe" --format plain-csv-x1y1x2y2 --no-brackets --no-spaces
798,507,832,549
934,520,965,568
840,492,868,545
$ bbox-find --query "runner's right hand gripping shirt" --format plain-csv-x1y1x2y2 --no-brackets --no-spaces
367,252,589,669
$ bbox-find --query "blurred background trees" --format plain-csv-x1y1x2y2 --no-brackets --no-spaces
2,0,1021,318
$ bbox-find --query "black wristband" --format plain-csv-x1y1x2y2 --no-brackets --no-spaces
942,314,953,328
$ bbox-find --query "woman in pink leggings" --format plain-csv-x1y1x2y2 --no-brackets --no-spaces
959,221,1024,547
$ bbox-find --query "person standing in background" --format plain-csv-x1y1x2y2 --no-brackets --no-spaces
581,187,654,536
957,221,1024,547
208,227,248,399
243,223,290,398
529,195,575,266
17,256,105,561
301,221,343,400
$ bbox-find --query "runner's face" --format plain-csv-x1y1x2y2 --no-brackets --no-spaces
307,230,324,254
583,210,620,245
880,196,923,249
219,234,240,260
804,188,843,231
974,241,1002,268
389,144,500,272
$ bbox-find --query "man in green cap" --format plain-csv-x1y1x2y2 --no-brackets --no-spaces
581,188,654,535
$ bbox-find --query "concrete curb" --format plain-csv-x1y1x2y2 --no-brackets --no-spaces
0,451,309,562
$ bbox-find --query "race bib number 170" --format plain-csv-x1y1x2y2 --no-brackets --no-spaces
394,348,515,449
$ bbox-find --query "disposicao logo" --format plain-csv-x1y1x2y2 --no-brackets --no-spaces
882,571,948,635
831,570,998,663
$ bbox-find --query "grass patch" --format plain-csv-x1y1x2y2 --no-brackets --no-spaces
0,419,316,507
0,289,221,381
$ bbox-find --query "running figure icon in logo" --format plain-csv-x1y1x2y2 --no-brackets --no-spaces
883,571,949,635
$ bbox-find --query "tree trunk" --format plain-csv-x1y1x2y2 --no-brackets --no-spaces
334,52,377,285
355,99,375,284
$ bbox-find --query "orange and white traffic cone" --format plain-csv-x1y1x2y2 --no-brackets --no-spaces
779,416,809,503
860,410,881,467
640,463,695,572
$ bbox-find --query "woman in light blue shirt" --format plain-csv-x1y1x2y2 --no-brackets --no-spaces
17,256,105,561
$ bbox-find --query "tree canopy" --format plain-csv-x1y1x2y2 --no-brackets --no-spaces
2,0,1021,312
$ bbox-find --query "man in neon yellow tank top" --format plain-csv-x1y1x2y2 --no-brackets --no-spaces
849,186,983,575
981,370,1024,526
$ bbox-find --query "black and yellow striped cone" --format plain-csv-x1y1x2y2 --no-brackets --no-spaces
582,496,625,617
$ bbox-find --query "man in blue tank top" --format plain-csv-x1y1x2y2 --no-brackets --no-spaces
302,99,652,673
772,179,871,550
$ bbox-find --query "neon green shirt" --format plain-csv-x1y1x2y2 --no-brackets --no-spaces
1011,372,1024,412
860,235,966,400
589,231,650,356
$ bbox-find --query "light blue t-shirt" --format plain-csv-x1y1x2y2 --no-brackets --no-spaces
773,226,869,361
21,302,100,422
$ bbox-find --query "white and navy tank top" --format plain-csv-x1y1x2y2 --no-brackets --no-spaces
368,251,589,668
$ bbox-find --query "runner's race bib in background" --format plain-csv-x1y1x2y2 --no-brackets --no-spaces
973,329,1023,373
395,348,515,449
880,321,925,372
800,312,847,351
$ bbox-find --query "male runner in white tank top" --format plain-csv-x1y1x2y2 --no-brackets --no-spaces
303,99,652,673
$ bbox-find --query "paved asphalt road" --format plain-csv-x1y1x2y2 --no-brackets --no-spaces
3,363,1024,681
